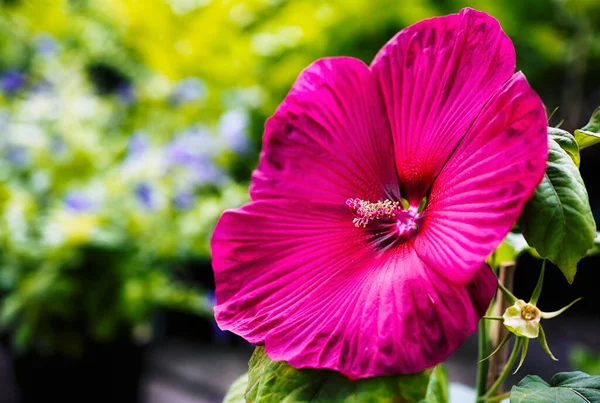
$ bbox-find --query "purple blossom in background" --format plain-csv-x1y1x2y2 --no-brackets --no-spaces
117,83,136,105
190,158,226,186
165,137,199,167
170,77,207,105
173,190,194,210
165,128,226,185
51,135,67,155
128,132,149,159
32,79,53,94
4,146,29,166
36,34,58,56
219,109,251,154
64,191,97,213
168,146,225,186
134,182,155,210
168,126,218,157
1,70,25,94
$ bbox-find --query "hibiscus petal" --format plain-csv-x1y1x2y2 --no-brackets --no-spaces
251,57,399,204
416,72,547,284
212,200,497,378
371,8,516,204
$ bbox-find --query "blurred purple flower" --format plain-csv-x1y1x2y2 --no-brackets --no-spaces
165,129,226,185
64,191,97,213
36,34,58,56
190,158,226,185
51,135,67,154
128,132,149,159
170,77,207,105
4,146,29,166
32,79,53,94
168,149,225,185
117,83,136,105
134,182,155,210
166,138,198,167
219,109,251,154
173,190,194,210
1,70,25,94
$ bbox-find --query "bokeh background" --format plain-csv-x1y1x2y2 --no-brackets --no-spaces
0,0,599,402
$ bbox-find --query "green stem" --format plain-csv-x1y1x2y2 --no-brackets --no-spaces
475,307,492,400
482,316,504,321
486,392,511,403
530,260,546,305
480,338,523,401
497,281,517,304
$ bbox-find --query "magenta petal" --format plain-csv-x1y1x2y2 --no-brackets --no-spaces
251,57,399,204
212,200,497,378
415,73,547,284
371,8,516,204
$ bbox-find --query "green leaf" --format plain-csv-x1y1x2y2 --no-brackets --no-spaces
574,107,600,150
481,333,512,362
549,128,580,167
586,232,600,257
492,232,532,268
246,347,430,402
575,130,600,151
538,325,558,361
510,371,600,402
223,373,249,403
513,338,529,375
519,132,596,283
540,297,582,319
420,365,448,403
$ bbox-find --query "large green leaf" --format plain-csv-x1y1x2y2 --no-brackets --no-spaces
223,373,249,403
420,365,448,403
519,131,596,283
245,347,430,402
574,107,600,150
549,128,580,167
510,371,600,402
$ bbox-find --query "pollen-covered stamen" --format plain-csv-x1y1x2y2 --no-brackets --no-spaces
347,197,422,242
346,198,404,228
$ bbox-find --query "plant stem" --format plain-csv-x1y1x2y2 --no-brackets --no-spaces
475,313,490,400
486,263,516,393
485,392,511,403
482,316,504,321
481,338,523,401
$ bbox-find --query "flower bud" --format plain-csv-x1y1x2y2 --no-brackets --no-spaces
502,299,541,338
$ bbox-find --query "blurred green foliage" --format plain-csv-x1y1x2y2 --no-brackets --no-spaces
570,346,600,375
0,0,599,353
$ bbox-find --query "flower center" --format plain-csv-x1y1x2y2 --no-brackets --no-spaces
520,304,541,322
346,198,422,248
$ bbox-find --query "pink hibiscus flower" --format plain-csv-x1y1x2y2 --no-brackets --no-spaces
212,8,547,379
